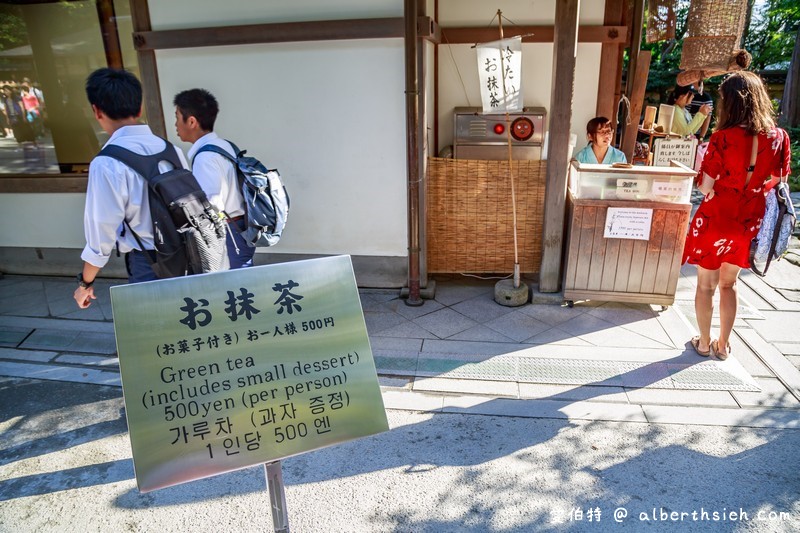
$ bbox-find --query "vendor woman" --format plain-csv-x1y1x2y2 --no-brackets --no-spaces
574,116,627,164
668,84,712,137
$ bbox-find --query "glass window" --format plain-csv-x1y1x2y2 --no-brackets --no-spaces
0,0,140,175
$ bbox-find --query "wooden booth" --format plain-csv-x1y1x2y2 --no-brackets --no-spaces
563,161,696,307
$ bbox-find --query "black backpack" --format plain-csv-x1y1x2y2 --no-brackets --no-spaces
99,141,229,278
195,140,289,247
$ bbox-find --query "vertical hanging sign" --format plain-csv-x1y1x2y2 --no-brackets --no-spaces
477,36,523,114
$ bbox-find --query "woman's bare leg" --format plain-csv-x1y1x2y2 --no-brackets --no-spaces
716,262,741,354
694,265,719,352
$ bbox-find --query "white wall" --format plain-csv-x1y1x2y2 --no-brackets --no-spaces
0,194,86,248
153,0,408,257
158,40,407,256
436,0,605,153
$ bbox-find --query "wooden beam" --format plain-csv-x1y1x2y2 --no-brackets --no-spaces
133,18,406,50
621,50,651,160
441,25,626,44
132,20,624,50
539,0,580,293
596,0,626,120
129,0,165,138
0,176,88,193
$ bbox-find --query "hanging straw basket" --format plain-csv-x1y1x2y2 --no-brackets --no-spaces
426,157,546,274
677,0,749,86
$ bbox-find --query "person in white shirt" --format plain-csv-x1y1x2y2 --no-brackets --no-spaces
74,68,189,309
173,88,253,269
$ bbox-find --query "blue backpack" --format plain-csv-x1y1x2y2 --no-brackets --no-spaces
195,141,289,247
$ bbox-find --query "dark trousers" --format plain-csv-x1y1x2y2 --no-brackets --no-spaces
125,249,159,283
227,218,255,269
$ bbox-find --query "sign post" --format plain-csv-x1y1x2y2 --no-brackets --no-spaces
266,461,290,533
110,256,389,529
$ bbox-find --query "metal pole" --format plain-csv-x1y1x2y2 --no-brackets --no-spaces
404,0,423,306
265,461,290,533
497,11,521,289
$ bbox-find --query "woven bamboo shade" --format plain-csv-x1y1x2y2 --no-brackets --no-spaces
426,157,546,274
678,0,748,85
646,0,677,44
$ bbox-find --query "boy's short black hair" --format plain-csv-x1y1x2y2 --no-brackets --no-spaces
85,68,142,120
173,88,219,132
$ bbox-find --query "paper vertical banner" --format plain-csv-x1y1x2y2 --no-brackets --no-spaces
477,36,523,114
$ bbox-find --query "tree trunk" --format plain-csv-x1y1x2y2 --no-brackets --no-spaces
780,27,800,128
741,0,756,49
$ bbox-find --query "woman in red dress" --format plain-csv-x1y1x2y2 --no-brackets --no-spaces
683,71,792,360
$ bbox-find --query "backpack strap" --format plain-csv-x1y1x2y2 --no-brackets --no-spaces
98,139,183,259
192,142,239,165
99,140,183,182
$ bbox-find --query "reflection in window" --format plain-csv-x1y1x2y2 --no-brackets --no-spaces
0,0,139,175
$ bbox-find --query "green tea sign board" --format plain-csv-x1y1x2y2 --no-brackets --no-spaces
111,255,388,492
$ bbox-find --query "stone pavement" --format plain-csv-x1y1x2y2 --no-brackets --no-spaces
2,268,800,532
1,264,799,429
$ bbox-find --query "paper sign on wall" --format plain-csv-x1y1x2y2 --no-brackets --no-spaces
604,207,653,240
111,256,388,493
652,137,698,167
476,36,523,114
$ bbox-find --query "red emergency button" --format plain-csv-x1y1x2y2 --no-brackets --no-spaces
493,123,505,135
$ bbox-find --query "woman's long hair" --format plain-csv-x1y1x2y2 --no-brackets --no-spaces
715,71,775,135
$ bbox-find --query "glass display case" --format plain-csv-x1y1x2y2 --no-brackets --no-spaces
569,160,695,203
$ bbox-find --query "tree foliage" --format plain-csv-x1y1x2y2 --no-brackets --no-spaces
742,0,800,69
643,0,797,100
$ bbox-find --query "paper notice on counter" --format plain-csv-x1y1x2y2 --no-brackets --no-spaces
604,208,653,240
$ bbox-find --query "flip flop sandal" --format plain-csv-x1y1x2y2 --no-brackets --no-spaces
711,340,729,361
691,336,713,357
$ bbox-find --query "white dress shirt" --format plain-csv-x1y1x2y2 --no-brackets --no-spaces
81,125,189,268
187,132,245,219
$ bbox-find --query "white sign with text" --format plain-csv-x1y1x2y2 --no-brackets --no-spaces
604,208,653,240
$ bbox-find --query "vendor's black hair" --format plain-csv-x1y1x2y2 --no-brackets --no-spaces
667,84,694,105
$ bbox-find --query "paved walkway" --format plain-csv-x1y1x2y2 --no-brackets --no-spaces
1,262,799,430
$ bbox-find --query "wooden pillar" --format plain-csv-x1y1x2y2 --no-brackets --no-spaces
620,0,645,159
596,0,625,120
404,0,423,305
621,50,650,160
129,0,166,137
97,0,124,70
539,0,580,293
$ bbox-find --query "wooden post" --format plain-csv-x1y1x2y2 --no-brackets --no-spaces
596,0,626,120
129,0,166,137
620,50,651,161
404,0,423,306
539,0,580,293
